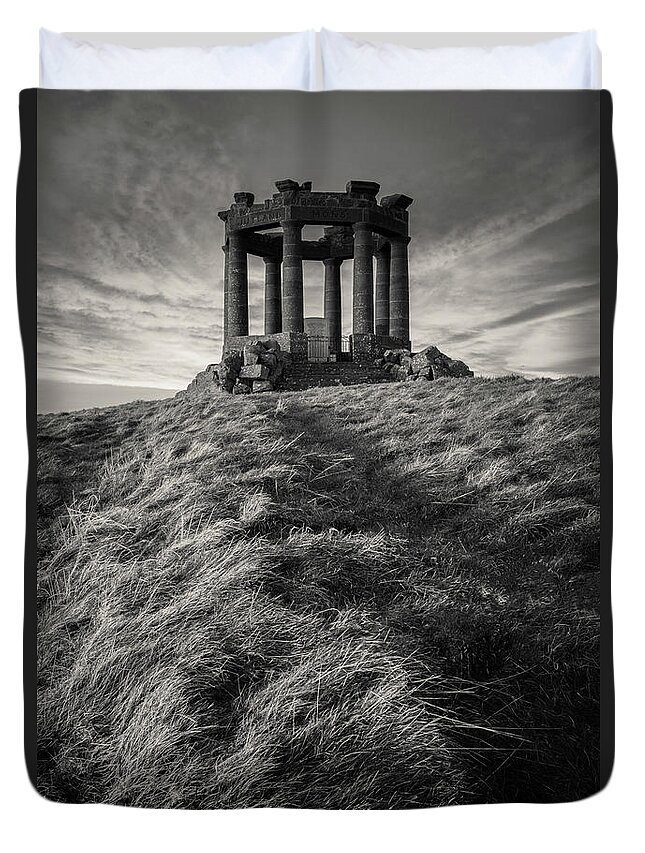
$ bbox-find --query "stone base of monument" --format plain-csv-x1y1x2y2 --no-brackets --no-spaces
350,333,411,363
181,338,473,398
279,361,398,392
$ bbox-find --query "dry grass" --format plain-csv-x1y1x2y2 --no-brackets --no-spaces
36,376,601,808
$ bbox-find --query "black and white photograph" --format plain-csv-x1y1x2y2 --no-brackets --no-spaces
30,87,608,808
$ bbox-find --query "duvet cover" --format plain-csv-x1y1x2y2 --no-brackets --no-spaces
18,88,615,808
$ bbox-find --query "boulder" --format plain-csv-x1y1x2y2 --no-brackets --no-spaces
446,359,474,378
432,363,453,378
393,365,410,381
411,346,442,372
239,364,270,380
192,364,218,390
252,380,274,393
400,355,414,371
221,351,243,372
259,351,278,368
232,380,250,394
410,345,473,379
243,346,260,366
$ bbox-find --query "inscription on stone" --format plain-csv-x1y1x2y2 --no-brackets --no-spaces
230,207,286,229
296,207,359,223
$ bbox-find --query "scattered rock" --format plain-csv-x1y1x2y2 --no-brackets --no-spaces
379,344,473,382
259,351,278,369
183,363,220,396
184,340,473,398
393,365,410,381
243,346,260,365
221,351,243,373
411,346,441,372
184,338,294,396
239,364,270,380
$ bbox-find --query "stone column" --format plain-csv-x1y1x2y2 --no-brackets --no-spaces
375,242,391,337
263,256,282,335
323,258,342,354
227,231,249,337
281,220,304,333
390,236,410,345
352,222,374,335
222,242,229,339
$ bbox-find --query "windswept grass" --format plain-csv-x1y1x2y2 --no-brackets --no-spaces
36,377,601,808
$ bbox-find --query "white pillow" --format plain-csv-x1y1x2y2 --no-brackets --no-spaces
321,30,600,90
40,29,316,90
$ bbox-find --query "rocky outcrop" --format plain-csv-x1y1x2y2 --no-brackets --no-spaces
375,345,474,381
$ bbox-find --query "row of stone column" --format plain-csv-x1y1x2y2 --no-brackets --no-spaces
223,221,410,344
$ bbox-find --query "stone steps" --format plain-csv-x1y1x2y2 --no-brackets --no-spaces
279,361,394,391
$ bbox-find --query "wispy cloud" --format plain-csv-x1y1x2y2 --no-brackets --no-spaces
37,91,600,387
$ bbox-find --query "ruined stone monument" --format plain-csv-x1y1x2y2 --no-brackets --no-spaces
181,178,473,396
218,178,414,363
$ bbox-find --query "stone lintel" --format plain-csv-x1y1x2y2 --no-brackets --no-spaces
242,234,358,262
221,203,408,238
245,232,282,259
241,233,352,262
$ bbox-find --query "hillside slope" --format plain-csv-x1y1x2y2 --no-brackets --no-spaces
36,377,601,808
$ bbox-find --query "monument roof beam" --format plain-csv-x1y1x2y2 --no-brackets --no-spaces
218,180,413,240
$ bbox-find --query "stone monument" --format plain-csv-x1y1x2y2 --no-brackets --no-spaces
217,179,414,363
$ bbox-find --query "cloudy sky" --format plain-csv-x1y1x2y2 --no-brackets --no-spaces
37,90,600,408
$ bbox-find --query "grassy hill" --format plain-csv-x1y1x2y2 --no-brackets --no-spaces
36,376,601,808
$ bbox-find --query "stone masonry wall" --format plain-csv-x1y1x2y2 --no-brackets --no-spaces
181,341,474,399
